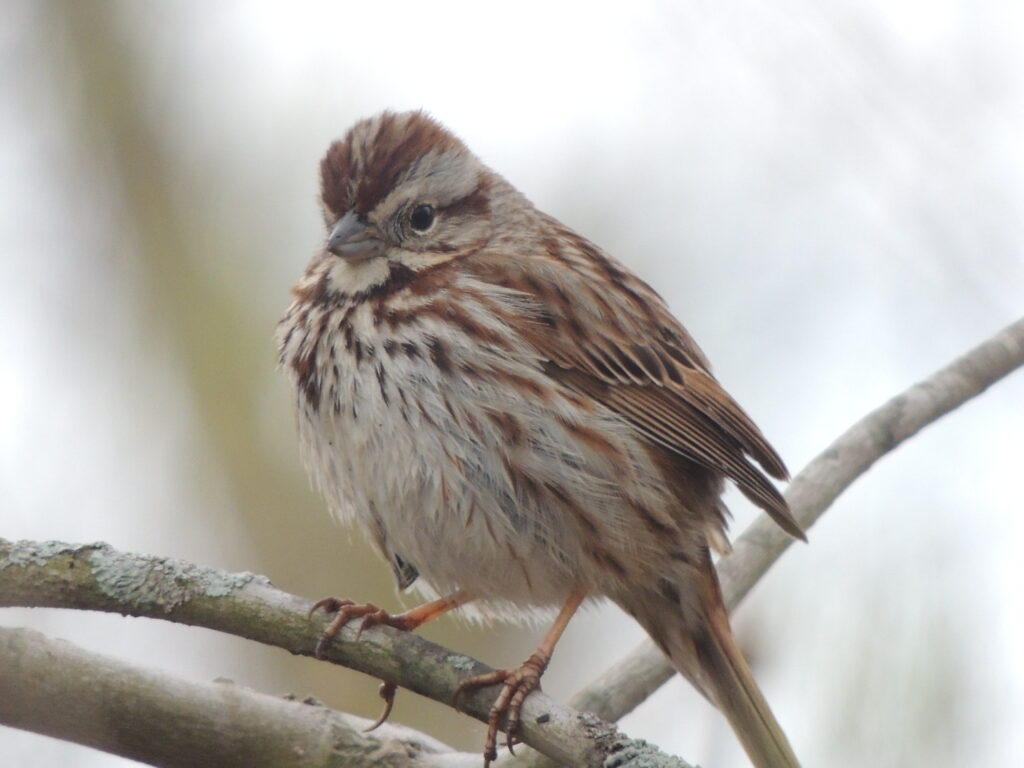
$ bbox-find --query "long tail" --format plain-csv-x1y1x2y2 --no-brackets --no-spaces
629,564,800,768
695,597,800,768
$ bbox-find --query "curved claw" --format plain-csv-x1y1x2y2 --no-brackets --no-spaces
308,597,353,621
363,680,398,733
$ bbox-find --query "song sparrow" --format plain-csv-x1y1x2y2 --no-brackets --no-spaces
277,111,804,768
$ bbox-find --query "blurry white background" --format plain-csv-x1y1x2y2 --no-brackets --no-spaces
1,1,1022,766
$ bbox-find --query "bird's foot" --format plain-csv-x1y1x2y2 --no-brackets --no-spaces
309,598,418,730
309,598,426,657
453,651,549,767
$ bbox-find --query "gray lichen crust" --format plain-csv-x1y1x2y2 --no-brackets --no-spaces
87,545,259,612
0,538,261,613
0,540,91,569
603,739,697,768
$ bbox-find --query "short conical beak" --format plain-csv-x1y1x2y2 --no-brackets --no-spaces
327,210,384,260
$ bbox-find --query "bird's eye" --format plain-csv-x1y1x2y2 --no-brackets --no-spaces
409,204,435,232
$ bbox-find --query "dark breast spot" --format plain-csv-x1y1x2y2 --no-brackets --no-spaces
292,347,320,409
426,336,452,374
486,411,526,445
375,363,389,404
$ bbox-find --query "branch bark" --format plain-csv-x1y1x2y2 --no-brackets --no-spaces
0,625,472,768
0,539,690,768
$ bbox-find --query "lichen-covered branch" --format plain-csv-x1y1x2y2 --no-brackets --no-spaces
567,315,1024,726
0,539,689,768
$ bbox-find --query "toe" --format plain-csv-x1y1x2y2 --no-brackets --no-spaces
363,681,398,733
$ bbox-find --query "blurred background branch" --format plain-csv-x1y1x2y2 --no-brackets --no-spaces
0,626,474,768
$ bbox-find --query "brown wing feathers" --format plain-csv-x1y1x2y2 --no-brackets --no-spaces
517,245,804,541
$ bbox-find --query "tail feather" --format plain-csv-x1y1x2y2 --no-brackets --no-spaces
694,604,800,768
627,564,800,768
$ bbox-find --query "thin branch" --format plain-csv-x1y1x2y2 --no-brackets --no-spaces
568,315,1024,724
0,539,690,768
0,625,472,768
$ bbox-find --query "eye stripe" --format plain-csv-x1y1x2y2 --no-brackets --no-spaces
439,179,491,218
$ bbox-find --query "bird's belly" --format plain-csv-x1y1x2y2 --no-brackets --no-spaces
296,355,582,609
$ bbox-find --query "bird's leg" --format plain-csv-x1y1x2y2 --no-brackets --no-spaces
310,589,472,729
454,590,586,767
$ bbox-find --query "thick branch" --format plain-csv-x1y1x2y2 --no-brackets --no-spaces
569,315,1024,724
0,625,471,768
0,539,689,768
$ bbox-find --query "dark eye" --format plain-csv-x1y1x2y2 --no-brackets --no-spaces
409,204,435,232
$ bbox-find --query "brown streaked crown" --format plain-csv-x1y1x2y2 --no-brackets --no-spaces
320,111,466,219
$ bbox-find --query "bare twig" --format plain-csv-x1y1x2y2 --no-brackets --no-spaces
569,315,1024,724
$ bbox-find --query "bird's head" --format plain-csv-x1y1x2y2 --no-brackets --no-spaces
318,111,495,275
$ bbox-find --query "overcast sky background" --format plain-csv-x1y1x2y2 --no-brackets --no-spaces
2,1,1023,766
